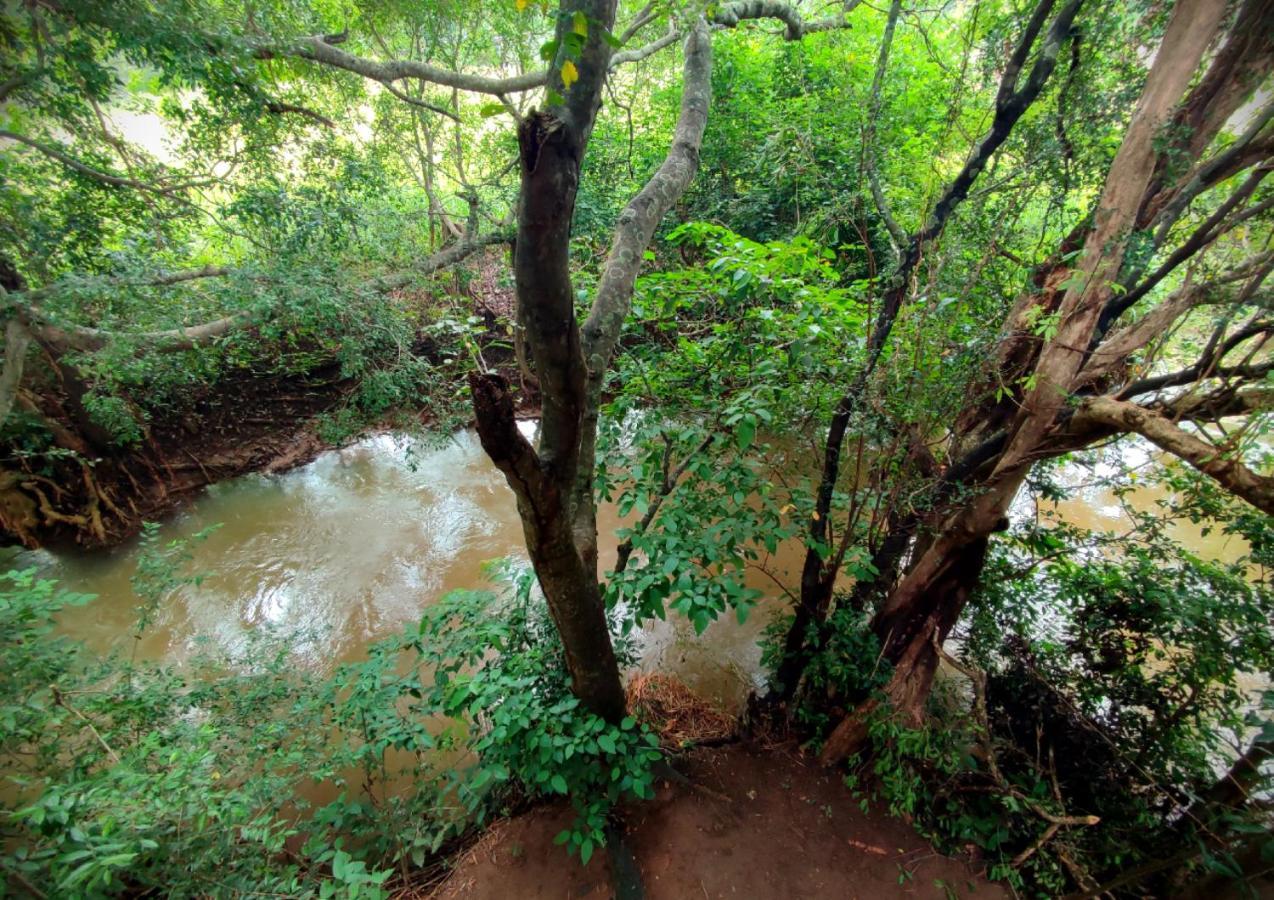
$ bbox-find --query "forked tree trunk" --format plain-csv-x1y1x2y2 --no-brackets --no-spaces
815,0,1232,766
470,11,717,723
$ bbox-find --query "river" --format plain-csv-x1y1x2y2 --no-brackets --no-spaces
0,427,791,712
0,428,1257,715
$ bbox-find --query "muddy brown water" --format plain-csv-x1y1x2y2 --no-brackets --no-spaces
0,429,1257,714
1,426,797,712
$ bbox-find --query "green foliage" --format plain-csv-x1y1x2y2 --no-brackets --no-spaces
596,224,869,632
763,603,889,733
830,458,1274,898
403,561,663,860
1,548,664,895
1,564,395,897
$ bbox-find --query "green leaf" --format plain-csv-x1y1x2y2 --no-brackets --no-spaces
550,774,569,794
479,103,506,118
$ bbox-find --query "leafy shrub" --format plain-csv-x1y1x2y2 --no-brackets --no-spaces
404,561,664,864
1,551,665,895
811,466,1274,897
762,602,890,733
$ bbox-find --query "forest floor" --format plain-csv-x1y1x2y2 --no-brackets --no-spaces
427,743,1005,900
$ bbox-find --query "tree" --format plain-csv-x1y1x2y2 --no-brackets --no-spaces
249,0,856,720
464,0,859,720
799,0,1274,764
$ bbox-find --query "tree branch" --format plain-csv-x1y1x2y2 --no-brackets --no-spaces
712,0,862,40
1080,253,1274,385
0,129,198,196
1097,163,1272,338
251,34,547,96
1076,395,1274,514
582,20,713,375
262,99,337,128
863,0,906,256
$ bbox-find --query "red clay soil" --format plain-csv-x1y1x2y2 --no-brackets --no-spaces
430,744,1006,900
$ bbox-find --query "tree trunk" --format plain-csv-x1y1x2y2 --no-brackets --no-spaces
470,373,628,721
470,14,717,723
818,534,993,765
468,0,629,723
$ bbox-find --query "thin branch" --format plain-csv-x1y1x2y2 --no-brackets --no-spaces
251,33,547,95
0,129,199,196
863,0,906,256
262,99,337,128
613,432,715,575
712,0,863,40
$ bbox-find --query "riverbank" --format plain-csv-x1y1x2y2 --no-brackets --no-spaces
427,742,1004,900
0,248,523,551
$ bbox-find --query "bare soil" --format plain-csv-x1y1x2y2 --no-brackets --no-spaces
431,744,1006,900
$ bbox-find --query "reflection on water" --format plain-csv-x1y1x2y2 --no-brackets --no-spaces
2,428,790,711
1034,439,1251,565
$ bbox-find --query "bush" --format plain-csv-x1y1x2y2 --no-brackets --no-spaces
815,473,1274,897
0,551,664,895
406,560,664,864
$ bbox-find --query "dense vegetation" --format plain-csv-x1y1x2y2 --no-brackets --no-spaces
2,0,1271,896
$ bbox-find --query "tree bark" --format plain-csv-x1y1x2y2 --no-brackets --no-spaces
774,0,1084,699
818,534,993,765
1077,396,1274,515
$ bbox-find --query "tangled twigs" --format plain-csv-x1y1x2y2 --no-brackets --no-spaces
627,673,735,749
932,636,1099,867
51,685,120,763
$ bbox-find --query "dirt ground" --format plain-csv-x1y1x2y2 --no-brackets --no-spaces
431,744,1006,900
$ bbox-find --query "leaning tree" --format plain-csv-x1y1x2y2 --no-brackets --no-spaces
777,0,1274,764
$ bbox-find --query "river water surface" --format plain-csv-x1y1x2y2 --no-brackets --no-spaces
0,430,1257,714
3,427,790,711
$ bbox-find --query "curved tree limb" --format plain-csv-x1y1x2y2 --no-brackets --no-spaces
863,0,906,257
1075,395,1274,514
711,0,862,40
575,20,714,572
251,34,548,95
0,129,202,196
251,0,849,105
581,21,713,374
